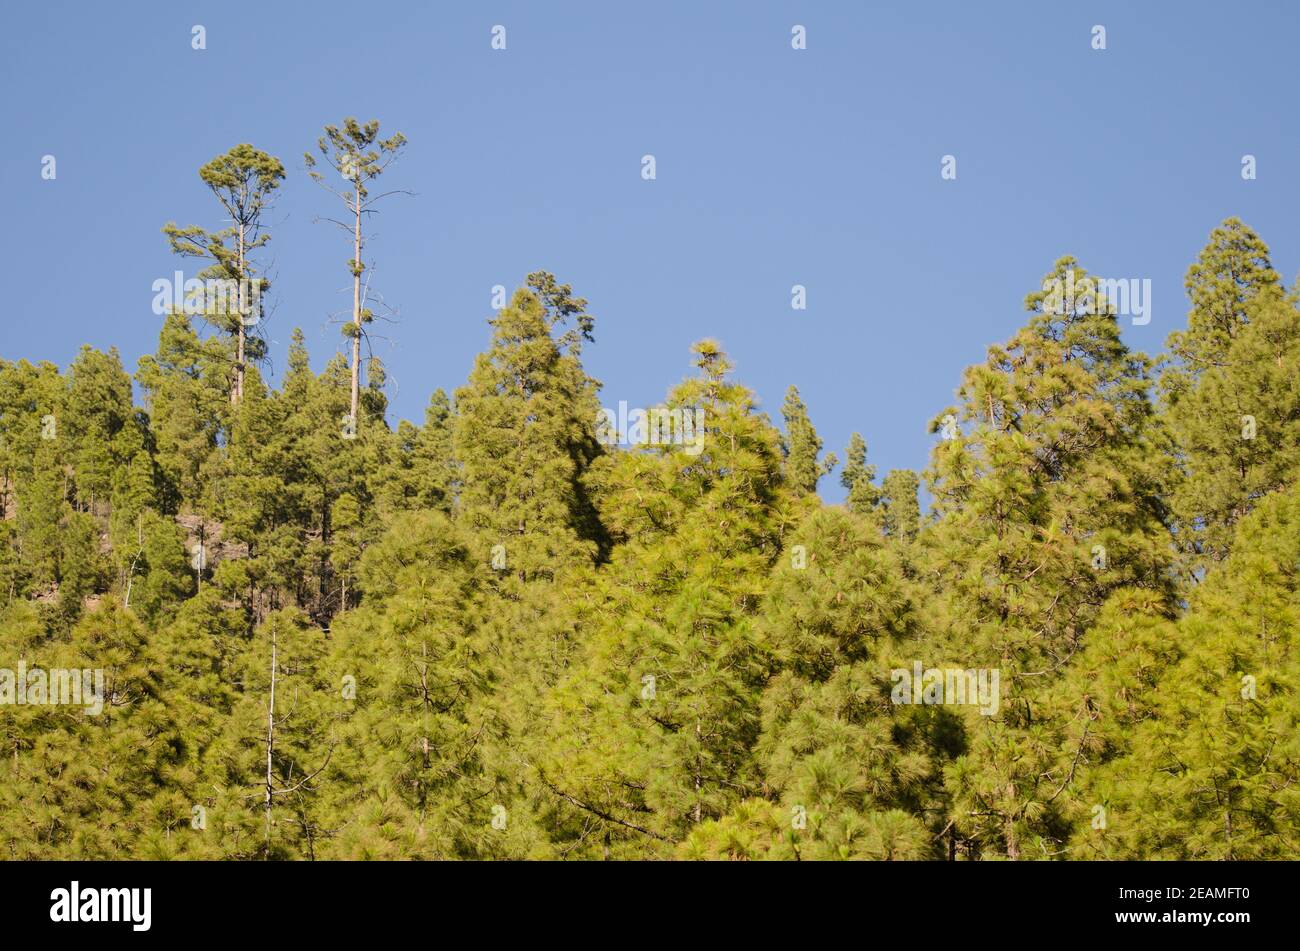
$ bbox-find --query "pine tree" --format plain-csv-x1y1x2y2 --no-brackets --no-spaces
922,257,1174,859
1070,485,1300,857
880,469,921,541
0,360,67,608
781,385,836,495
136,313,228,514
0,599,173,857
1160,221,1300,569
320,510,507,858
9,171,1300,865
537,341,797,855
416,389,455,511
370,389,455,518
143,587,249,857
681,505,939,860
839,432,880,514
305,119,408,427
162,144,285,405
452,273,608,578
1165,217,1279,380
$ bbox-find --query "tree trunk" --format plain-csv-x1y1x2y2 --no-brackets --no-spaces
235,220,246,405
264,619,277,857
1004,784,1020,860
350,185,362,424
693,719,703,824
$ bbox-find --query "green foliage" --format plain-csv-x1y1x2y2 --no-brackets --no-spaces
781,385,836,495
1160,221,1300,569
452,275,608,578
304,118,408,423
536,341,795,855
921,256,1176,859
880,469,921,541
1070,487,1300,858
4,215,1299,861
839,432,880,514
162,143,285,403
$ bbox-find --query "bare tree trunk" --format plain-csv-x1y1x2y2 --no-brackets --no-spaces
350,185,362,424
235,219,247,405
123,514,143,608
693,720,702,824
264,619,277,857
1004,784,1020,860
195,522,205,593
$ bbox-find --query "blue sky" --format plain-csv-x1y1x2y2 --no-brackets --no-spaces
4,1,1299,502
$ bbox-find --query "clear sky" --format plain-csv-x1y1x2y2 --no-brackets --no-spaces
4,1,1299,502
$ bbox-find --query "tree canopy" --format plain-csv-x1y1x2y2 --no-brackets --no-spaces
4,202,1298,860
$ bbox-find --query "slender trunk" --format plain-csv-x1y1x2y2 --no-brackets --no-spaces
418,735,429,825
693,719,702,824
235,221,246,405
124,515,143,608
265,619,277,857
1004,783,1020,860
319,491,330,620
350,185,362,423
1223,786,1235,860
